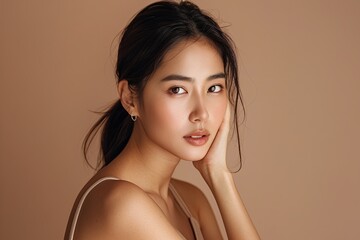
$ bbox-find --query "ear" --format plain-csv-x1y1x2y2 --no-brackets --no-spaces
117,80,139,116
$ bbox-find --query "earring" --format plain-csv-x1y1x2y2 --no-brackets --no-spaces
131,115,137,122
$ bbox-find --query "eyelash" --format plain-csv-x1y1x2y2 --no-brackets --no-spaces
208,85,224,93
169,86,187,95
168,85,224,95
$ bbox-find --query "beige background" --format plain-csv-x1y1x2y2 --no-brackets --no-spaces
1,0,359,239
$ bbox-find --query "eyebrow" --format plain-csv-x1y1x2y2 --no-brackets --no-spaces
160,72,225,82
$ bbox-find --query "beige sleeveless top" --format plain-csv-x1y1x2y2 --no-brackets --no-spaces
68,177,204,240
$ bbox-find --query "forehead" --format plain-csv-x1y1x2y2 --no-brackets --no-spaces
163,38,221,62
151,38,224,78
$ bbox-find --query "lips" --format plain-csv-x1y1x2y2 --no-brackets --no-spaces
183,130,210,146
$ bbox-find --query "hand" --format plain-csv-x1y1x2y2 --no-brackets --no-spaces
193,101,231,179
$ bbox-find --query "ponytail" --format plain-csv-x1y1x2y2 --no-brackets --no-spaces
83,100,133,169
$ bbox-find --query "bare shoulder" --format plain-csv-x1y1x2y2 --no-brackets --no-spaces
72,179,182,240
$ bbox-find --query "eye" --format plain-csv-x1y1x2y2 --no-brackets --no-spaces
169,86,187,95
208,85,223,93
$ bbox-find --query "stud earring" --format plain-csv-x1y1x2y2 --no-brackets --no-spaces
131,115,137,122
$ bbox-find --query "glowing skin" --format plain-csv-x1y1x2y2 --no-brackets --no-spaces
133,39,227,162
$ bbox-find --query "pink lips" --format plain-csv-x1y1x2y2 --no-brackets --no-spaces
183,130,210,146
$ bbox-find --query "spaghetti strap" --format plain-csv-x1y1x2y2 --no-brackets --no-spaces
169,184,205,240
169,184,192,217
68,177,119,240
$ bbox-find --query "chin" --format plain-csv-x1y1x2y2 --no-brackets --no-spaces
178,150,208,162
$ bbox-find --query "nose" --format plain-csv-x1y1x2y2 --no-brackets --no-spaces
189,97,209,123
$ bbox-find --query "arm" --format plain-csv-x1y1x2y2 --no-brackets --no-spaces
194,103,260,240
206,169,260,240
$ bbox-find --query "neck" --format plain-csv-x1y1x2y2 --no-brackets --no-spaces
108,130,180,199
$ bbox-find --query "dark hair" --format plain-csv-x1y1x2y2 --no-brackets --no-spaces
83,0,244,170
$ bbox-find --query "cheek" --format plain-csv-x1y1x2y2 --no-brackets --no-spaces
209,97,227,124
142,95,187,131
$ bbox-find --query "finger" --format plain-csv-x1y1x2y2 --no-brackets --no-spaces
217,101,231,142
223,100,231,132
208,101,231,152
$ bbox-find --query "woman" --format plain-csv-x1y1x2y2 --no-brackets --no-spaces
65,1,260,239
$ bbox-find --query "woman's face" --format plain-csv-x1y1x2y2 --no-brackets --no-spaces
135,38,228,161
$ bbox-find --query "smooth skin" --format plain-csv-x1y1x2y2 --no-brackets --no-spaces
65,38,260,240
